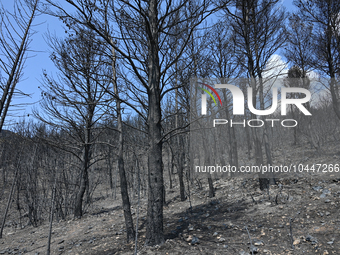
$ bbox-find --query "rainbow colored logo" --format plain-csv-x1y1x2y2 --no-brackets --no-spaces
198,82,222,107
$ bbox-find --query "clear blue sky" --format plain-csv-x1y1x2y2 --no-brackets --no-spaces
2,0,296,129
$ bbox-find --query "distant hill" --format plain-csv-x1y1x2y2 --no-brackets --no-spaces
0,129,15,138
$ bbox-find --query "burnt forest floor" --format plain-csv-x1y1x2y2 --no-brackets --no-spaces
1,141,340,255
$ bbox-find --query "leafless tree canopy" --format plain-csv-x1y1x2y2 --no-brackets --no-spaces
0,0,339,253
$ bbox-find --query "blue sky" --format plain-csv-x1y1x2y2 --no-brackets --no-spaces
2,0,296,129
2,0,64,127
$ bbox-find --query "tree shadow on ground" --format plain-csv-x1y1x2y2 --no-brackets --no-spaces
164,197,249,240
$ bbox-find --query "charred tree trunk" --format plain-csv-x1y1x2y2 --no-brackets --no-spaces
146,89,164,245
145,0,164,245
74,145,89,218
74,72,94,217
259,78,275,185
208,177,215,198
245,120,252,160
175,67,186,201
108,145,113,190
223,90,239,168
178,150,186,201
111,43,135,242
0,156,19,238
167,145,173,189
47,176,57,255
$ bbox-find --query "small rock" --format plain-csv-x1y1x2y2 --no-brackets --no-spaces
213,232,218,236
254,240,264,246
185,235,192,242
210,200,219,205
188,226,194,231
325,211,330,216
313,186,322,191
293,239,300,245
306,235,318,245
250,245,258,253
323,189,330,194
219,237,226,242
327,239,334,245
325,199,331,203
223,244,228,248
191,236,199,245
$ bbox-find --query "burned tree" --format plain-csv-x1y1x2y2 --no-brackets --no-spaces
0,0,39,132
45,0,221,245
225,0,286,189
34,28,112,218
